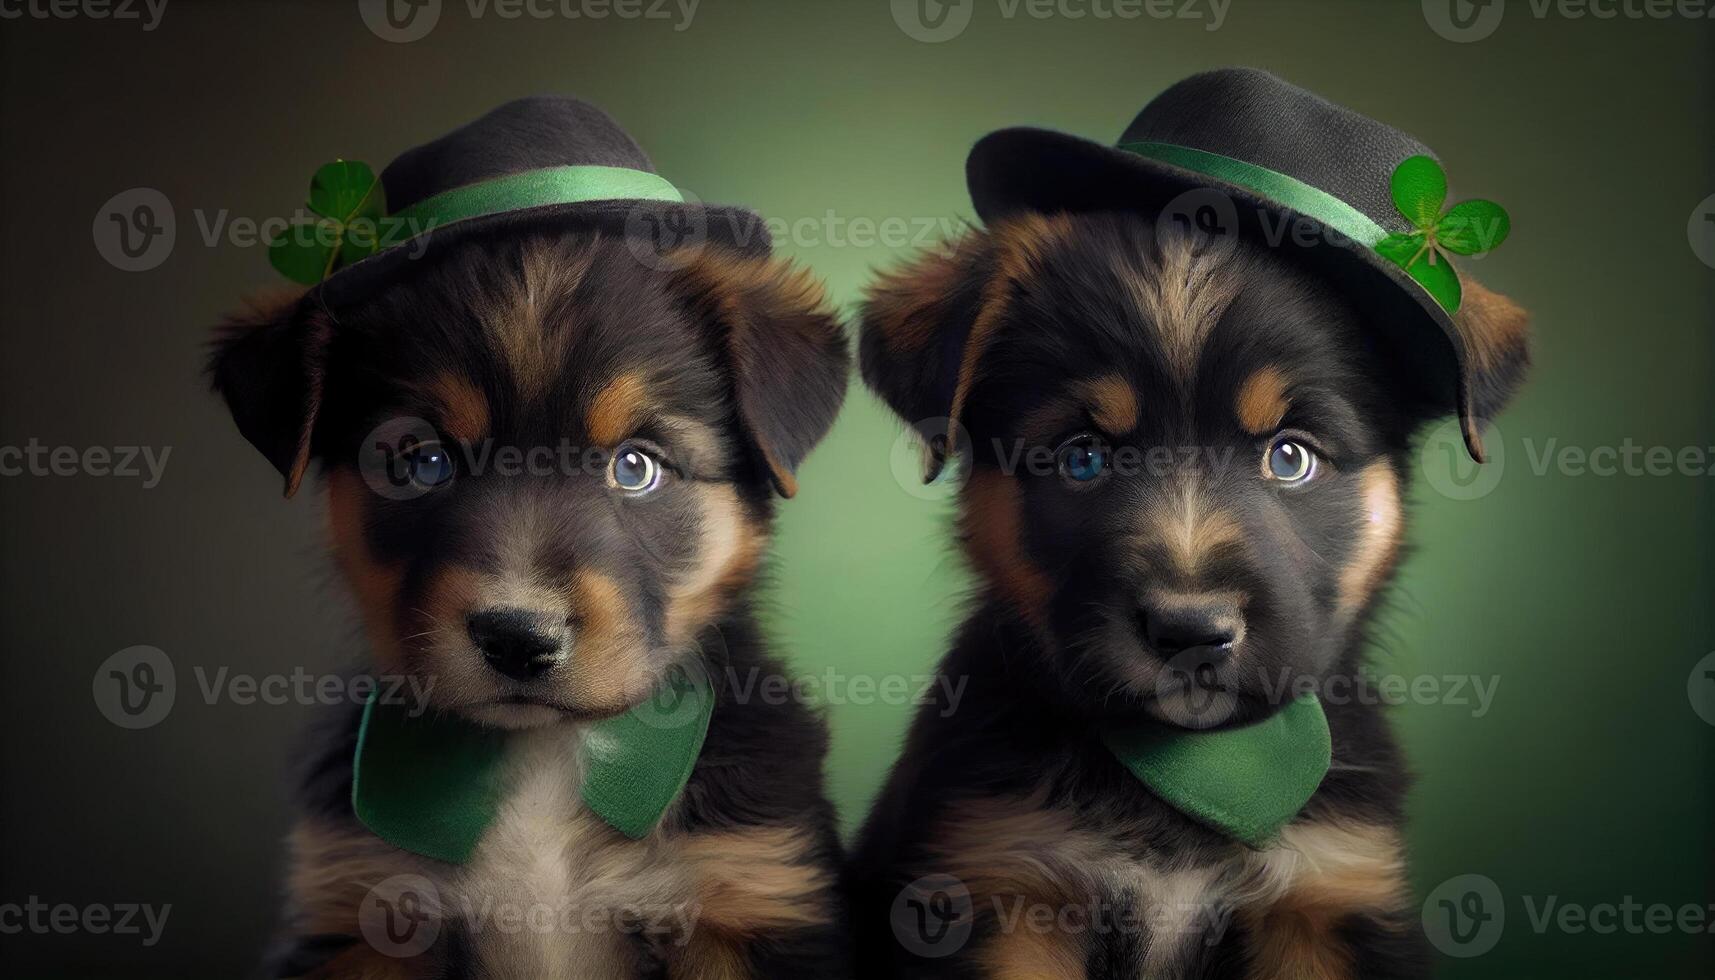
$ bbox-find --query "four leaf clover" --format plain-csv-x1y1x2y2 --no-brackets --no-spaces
1375,155,1510,314
268,160,386,286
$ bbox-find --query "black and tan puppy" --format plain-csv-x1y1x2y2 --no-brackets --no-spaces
209,99,851,979
851,71,1528,978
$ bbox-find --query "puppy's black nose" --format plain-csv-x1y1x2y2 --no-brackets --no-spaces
1137,595,1241,659
467,608,563,681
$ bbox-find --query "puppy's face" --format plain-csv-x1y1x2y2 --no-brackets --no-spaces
212,234,847,728
862,212,1528,727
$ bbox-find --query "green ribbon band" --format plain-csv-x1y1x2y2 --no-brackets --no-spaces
1104,693,1331,848
1117,141,1389,250
386,164,684,240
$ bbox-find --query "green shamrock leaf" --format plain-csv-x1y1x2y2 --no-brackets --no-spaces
269,160,386,285
1376,155,1510,314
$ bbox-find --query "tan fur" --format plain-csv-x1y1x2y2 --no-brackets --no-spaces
959,470,1055,627
424,371,490,445
978,927,1086,980
1453,279,1529,374
662,484,766,647
1141,477,1245,581
1118,232,1242,381
1335,463,1402,620
1235,365,1292,435
925,801,1108,910
484,240,596,401
1076,375,1140,435
681,826,836,936
1237,821,1410,980
561,569,652,711
585,371,650,448
326,469,406,670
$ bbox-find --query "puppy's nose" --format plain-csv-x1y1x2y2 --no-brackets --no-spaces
1137,595,1241,659
467,608,564,681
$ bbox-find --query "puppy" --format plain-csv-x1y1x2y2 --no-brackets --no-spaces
209,231,852,978
850,213,1528,977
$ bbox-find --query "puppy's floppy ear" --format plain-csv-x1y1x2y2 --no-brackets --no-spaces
1449,276,1531,461
205,288,333,498
669,250,849,498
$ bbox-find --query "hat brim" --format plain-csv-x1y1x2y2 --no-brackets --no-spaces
967,127,1484,458
311,199,771,308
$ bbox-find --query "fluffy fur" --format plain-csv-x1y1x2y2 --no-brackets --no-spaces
851,211,1529,978
209,230,852,979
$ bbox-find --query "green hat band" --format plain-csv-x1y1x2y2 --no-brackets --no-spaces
388,164,684,236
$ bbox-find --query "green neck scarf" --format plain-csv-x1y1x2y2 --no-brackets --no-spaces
1104,694,1331,848
351,669,714,863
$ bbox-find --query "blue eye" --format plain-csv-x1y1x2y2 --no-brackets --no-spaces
609,441,663,493
1265,438,1318,484
406,441,454,488
1056,436,1109,484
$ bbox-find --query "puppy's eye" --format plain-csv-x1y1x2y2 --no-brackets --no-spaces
1264,437,1318,485
1055,434,1110,484
608,441,663,494
405,441,455,489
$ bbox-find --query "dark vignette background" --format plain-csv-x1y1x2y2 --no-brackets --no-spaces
0,1,1710,976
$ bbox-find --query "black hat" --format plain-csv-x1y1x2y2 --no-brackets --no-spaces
295,96,770,306
967,68,1501,459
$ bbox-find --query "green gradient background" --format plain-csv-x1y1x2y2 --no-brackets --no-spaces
0,1,1710,977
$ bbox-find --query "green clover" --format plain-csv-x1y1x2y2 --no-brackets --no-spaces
268,160,386,285
1374,155,1510,314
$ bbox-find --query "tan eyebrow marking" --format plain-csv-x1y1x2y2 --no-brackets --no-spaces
584,371,650,447
425,371,490,444
1235,365,1292,435
1076,375,1139,435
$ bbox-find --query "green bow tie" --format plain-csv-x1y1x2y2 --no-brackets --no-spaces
351,668,714,863
1104,694,1331,848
